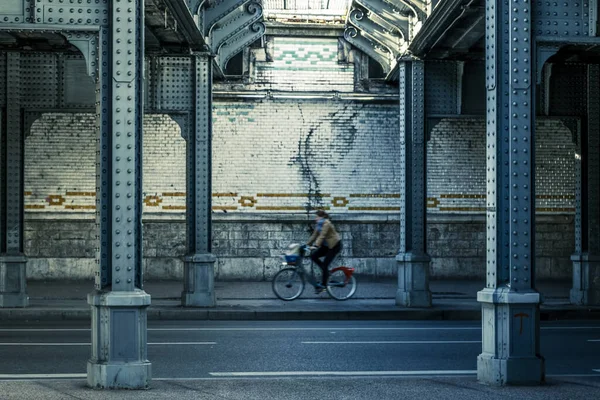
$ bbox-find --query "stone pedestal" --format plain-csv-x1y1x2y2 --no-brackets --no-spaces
0,255,28,308
477,289,544,385
182,253,216,307
396,253,432,307
87,290,151,389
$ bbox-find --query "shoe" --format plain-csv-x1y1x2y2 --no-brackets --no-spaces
314,284,326,294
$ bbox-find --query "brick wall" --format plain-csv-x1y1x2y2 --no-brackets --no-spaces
212,100,401,212
24,214,573,281
26,114,184,212
256,37,354,92
426,118,576,213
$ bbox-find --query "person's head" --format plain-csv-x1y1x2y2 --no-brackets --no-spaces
315,210,329,221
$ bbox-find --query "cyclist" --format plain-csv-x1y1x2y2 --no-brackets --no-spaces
307,210,342,293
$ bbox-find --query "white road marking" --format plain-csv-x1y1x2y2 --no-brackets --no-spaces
301,340,481,344
0,374,86,379
0,329,90,332
0,343,88,346
209,370,478,377
1,372,599,382
149,342,216,345
587,339,600,342
0,327,480,332
0,342,216,346
0,326,598,333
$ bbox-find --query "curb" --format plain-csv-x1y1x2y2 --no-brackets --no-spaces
1,307,599,322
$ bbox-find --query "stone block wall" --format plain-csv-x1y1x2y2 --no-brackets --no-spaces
24,214,573,281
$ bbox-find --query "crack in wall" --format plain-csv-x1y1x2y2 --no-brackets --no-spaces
289,104,324,217
289,103,362,216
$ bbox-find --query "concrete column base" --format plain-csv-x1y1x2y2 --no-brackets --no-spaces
477,288,545,386
87,290,151,389
477,353,544,386
87,361,151,390
570,253,600,305
395,252,432,307
182,253,216,307
0,255,28,308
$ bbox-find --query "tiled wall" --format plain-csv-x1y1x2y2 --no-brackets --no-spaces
212,100,401,212
426,118,576,213
25,114,185,212
25,115,576,215
255,37,354,92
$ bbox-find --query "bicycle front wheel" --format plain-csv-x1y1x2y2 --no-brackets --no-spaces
327,270,357,301
272,268,305,301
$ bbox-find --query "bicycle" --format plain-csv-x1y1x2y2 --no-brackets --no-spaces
272,243,357,301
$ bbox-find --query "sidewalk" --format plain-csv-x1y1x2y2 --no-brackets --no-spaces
1,279,598,321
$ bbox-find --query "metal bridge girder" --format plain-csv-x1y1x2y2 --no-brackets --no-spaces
354,0,410,36
385,0,427,20
478,0,543,386
348,6,402,58
209,1,262,54
199,0,250,37
216,21,265,71
344,25,392,74
0,0,110,25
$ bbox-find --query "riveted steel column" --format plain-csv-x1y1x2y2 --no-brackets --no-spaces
181,53,216,307
477,0,544,385
396,60,431,308
87,0,151,389
0,52,28,308
571,64,600,305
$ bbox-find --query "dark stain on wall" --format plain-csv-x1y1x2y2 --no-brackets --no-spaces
328,104,361,166
289,104,324,213
289,103,362,212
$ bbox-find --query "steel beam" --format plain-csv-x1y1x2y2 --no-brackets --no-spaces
209,1,262,54
181,53,216,307
477,0,544,385
355,0,411,34
348,6,402,57
200,0,249,37
571,64,600,306
0,52,28,308
216,21,265,72
87,1,151,389
344,26,392,75
396,60,431,308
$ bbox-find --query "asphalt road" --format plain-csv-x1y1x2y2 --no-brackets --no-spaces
0,320,599,399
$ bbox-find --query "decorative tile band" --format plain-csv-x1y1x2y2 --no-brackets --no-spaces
257,193,331,197
440,194,485,199
66,191,96,196
25,204,45,209
349,194,401,198
65,205,96,210
255,206,316,211
213,192,238,197
22,192,576,214
348,207,401,211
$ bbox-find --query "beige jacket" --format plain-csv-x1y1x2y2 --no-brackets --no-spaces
308,219,340,248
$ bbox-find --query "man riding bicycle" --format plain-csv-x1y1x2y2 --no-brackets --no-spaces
307,210,342,293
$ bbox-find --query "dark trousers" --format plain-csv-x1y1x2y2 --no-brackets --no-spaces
311,242,342,286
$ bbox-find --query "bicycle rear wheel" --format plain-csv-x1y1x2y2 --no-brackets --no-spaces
272,268,305,301
326,270,357,300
